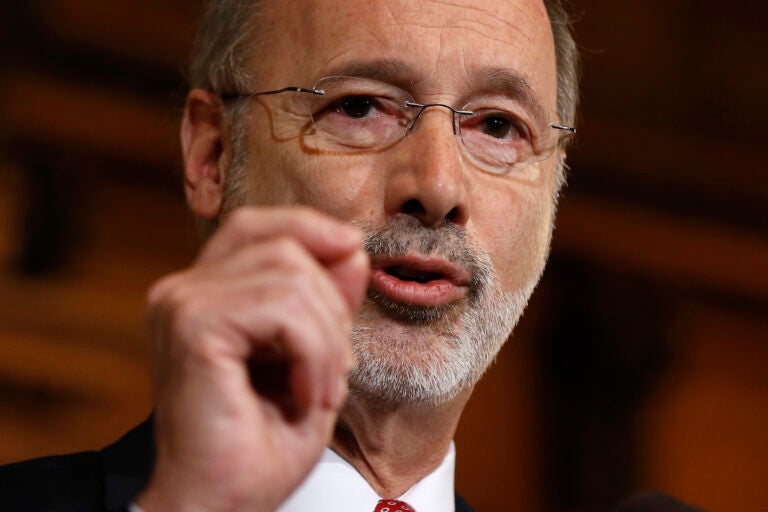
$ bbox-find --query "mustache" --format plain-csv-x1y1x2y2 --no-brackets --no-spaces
354,216,493,296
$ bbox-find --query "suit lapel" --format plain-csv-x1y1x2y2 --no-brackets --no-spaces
100,417,155,512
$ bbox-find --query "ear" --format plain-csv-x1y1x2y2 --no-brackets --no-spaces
181,89,230,220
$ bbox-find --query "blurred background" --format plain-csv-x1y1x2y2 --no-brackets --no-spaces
0,1,766,511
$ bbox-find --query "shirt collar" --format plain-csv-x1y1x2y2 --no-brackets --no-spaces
278,443,456,512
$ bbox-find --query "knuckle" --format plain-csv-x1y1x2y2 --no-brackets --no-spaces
168,292,206,335
270,236,310,269
149,278,206,344
163,297,224,363
147,273,180,307
219,208,259,243
227,206,258,227
292,205,321,224
147,273,197,330
181,332,220,365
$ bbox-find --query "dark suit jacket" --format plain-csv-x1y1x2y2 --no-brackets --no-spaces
0,419,476,511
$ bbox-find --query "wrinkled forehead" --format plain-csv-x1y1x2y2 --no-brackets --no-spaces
255,0,557,109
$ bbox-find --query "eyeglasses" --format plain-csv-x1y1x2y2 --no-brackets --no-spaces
221,76,575,175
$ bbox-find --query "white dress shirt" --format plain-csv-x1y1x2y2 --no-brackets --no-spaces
130,444,456,512
278,443,456,512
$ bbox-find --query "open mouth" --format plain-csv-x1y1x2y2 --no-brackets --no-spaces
369,254,469,307
384,265,445,284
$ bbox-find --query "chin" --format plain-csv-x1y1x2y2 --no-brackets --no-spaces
347,279,528,407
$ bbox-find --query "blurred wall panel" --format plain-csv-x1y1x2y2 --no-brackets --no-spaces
640,302,768,510
0,0,200,461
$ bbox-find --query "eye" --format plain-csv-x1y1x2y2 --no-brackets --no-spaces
334,95,377,118
476,114,525,140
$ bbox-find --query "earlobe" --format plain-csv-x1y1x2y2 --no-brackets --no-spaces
181,89,229,220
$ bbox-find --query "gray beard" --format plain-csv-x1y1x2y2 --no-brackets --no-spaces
221,133,557,406
347,217,541,407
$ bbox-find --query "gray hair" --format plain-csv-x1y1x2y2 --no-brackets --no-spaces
544,0,580,127
188,0,261,94
189,0,579,123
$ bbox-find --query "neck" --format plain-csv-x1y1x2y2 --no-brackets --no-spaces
330,387,472,498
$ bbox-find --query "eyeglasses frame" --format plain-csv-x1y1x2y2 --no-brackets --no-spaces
219,79,576,170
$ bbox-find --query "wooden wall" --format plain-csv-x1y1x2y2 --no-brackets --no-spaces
1,2,766,511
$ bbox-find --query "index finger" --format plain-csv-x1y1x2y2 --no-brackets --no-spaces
197,206,363,265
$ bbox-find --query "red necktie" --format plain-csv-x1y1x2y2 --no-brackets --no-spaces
374,499,416,512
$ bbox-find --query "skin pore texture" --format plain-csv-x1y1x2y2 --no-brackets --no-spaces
170,0,562,504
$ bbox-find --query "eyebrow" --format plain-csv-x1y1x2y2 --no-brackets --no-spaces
473,68,548,125
322,59,420,89
320,60,549,124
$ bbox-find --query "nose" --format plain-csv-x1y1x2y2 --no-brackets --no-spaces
383,108,470,227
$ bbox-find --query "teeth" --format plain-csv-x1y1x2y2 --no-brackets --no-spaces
386,266,443,283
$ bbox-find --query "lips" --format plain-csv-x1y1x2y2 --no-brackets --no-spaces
369,254,470,307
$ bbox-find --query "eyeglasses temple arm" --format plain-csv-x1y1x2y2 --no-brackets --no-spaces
550,123,576,134
220,87,325,101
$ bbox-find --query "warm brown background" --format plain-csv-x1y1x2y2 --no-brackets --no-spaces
0,1,766,511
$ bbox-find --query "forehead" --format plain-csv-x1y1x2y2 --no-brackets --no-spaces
255,0,557,108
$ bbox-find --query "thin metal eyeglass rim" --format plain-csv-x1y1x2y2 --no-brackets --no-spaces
218,86,577,135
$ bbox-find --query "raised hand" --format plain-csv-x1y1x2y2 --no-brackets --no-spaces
136,207,369,512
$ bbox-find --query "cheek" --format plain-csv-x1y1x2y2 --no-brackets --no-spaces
244,137,382,221
473,182,555,289
289,155,384,222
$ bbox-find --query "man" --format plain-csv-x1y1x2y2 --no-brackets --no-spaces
0,0,580,510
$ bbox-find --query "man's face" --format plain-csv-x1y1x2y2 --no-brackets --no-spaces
226,0,560,405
